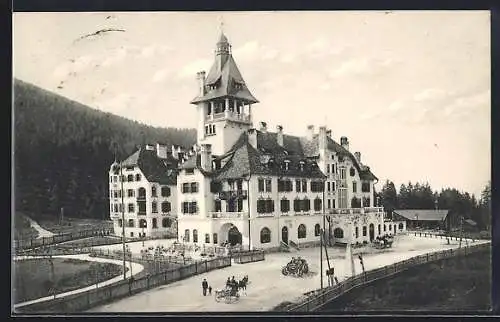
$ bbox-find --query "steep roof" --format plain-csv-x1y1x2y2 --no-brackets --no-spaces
393,209,449,222
190,35,259,104
121,146,178,185
211,131,327,181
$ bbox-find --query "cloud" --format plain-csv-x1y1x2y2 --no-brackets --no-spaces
232,41,260,60
178,58,211,78
329,56,396,79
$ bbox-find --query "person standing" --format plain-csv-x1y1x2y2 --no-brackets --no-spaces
208,285,212,295
202,278,208,296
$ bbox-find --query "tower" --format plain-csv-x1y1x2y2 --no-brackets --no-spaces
190,31,259,156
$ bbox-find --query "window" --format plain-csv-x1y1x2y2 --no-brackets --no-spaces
135,174,141,181
152,202,158,213
389,225,392,231
332,181,336,192
302,180,307,192
363,197,371,207
351,197,361,208
127,174,134,182
314,198,322,211
399,223,404,230
205,234,210,243
138,187,146,199
161,202,171,213
258,179,264,192
327,199,331,209
110,176,113,183
161,186,171,197
190,182,198,193
296,179,307,192
299,161,305,172
278,179,292,192
257,199,274,214
214,199,222,212
332,199,336,208
293,199,301,212
193,229,198,243
182,201,197,214
118,219,123,227
265,179,272,192
113,175,118,182
128,203,134,213
127,189,134,197
139,219,147,228
378,224,381,235
130,232,134,237
311,181,324,192
298,224,307,239
303,198,311,211
295,180,301,192
340,167,346,180
128,219,135,228
182,183,190,193
120,175,125,182
353,182,357,193
260,227,271,244
114,204,118,212
213,233,218,244
362,226,367,236
315,224,321,236
362,182,371,192
280,199,290,212
162,218,172,228
355,227,359,238
284,160,290,171
326,164,330,173
210,181,222,193
184,229,190,242
185,169,194,175
117,190,122,198
350,167,355,177
384,224,387,232
334,228,344,238
138,202,146,213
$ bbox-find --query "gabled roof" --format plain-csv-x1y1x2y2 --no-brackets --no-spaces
393,209,449,221
121,146,178,185
190,35,259,104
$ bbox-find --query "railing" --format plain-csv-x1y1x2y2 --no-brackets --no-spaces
232,250,265,264
328,207,384,215
205,111,251,123
272,242,490,312
207,212,248,219
13,229,114,252
217,190,248,200
16,256,232,313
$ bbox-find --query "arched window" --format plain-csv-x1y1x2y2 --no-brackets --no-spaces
138,187,146,199
314,224,321,236
205,233,210,243
161,186,171,197
139,219,147,228
398,223,404,230
161,202,171,213
260,227,271,244
298,224,307,239
334,228,344,238
162,218,172,228
128,219,135,228
193,229,198,243
118,219,123,227
135,174,141,181
213,233,218,244
184,229,190,242
152,218,157,229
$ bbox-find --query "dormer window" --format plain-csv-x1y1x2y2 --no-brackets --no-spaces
284,160,291,171
268,158,275,168
350,167,356,177
299,160,305,172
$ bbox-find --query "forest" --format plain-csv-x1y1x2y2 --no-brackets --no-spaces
13,79,196,220
376,180,491,231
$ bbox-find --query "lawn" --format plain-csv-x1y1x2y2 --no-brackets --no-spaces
14,213,39,240
13,258,124,303
57,236,124,249
37,217,114,235
319,248,491,312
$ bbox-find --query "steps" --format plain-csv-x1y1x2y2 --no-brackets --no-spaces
289,240,300,251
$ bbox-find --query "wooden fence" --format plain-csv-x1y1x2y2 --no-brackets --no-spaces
273,242,490,312
15,256,232,313
232,250,265,264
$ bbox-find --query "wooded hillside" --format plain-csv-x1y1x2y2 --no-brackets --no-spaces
14,79,197,220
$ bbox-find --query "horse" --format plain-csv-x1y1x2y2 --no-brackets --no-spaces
237,279,247,295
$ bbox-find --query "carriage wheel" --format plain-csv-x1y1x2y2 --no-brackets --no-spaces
282,267,289,276
303,264,309,274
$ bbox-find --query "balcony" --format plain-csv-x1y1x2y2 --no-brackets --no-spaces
328,207,384,215
205,111,251,124
207,212,248,219
217,190,248,200
137,195,146,201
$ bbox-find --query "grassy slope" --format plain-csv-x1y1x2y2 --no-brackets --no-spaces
14,213,39,240
320,248,491,312
13,258,123,303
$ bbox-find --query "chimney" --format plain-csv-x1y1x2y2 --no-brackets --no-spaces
340,136,349,151
354,152,361,163
200,144,212,172
276,125,284,147
326,130,332,138
247,128,258,149
319,126,327,151
156,143,168,159
259,121,267,133
196,71,206,96
171,145,179,159
307,125,315,140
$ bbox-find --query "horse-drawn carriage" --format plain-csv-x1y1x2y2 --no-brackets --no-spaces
214,275,249,304
373,235,394,249
282,257,309,277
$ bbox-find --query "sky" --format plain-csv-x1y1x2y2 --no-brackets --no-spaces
13,11,491,197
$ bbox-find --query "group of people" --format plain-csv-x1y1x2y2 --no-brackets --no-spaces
201,278,213,296
375,234,394,245
201,275,249,297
